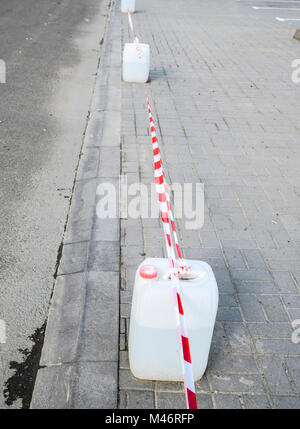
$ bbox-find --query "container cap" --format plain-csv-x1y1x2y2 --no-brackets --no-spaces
139,265,157,280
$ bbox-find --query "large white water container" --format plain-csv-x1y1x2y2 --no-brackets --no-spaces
121,0,135,13
122,43,150,83
129,258,219,381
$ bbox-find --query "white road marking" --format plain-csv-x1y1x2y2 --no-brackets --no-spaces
276,16,300,20
242,0,300,2
253,6,300,9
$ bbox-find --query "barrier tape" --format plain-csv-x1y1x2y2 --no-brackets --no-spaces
127,11,197,410
163,173,187,272
127,9,134,36
147,103,187,272
127,10,142,59
126,12,187,270
146,97,197,410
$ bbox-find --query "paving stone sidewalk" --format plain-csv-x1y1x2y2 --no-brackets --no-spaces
119,0,300,409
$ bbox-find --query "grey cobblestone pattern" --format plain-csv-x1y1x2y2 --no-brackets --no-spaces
30,0,122,408
119,0,300,409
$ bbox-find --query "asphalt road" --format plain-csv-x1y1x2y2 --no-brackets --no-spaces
0,0,108,408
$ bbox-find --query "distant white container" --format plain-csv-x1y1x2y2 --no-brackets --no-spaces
122,43,150,83
121,0,135,13
129,258,219,381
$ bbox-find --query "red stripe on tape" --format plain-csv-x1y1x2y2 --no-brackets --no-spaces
166,234,171,247
187,389,197,409
154,160,162,170
171,220,175,231
153,147,159,156
158,192,166,203
161,212,169,223
177,293,184,315
152,136,158,143
151,126,155,133
182,336,192,364
176,243,182,259
155,175,164,185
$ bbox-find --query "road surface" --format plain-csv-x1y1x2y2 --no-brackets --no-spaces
0,0,108,408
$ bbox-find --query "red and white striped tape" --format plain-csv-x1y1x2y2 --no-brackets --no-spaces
127,10,142,59
126,10,197,409
146,97,197,410
127,9,134,35
146,100,187,271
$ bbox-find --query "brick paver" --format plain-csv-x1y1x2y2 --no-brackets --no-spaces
119,0,300,409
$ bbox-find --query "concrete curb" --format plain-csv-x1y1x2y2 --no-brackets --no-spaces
30,0,121,409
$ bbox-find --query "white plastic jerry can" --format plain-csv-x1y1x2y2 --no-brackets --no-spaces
129,258,219,381
122,43,150,83
121,0,135,13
